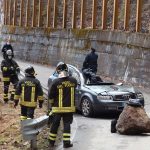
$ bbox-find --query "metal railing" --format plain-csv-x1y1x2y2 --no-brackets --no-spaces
3,0,149,33
21,115,49,149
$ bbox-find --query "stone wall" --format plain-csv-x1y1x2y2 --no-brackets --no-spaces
0,25,150,88
0,0,3,25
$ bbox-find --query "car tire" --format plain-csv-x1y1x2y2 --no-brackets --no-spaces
81,97,93,117
111,119,117,133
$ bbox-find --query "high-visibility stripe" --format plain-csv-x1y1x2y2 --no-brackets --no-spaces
63,133,70,141
20,101,37,107
49,99,54,104
50,133,57,137
49,132,57,141
49,137,56,141
11,91,15,94
59,89,60,107
38,96,43,100
63,138,70,141
27,118,31,119
3,93,8,96
3,94,8,99
3,96,8,99
63,133,71,136
22,86,25,102
14,95,20,99
71,87,74,107
59,89,63,107
61,89,63,107
3,77,10,81
52,107,75,113
31,87,35,102
20,116,27,120
3,67,8,71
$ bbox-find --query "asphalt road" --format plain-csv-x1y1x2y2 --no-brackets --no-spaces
0,56,150,150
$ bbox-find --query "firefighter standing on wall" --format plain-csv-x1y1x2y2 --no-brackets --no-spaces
48,62,77,148
14,66,44,120
1,50,20,103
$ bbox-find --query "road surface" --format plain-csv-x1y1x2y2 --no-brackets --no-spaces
0,56,150,150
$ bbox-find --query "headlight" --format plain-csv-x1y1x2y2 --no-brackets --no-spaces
136,93,144,99
97,95,113,100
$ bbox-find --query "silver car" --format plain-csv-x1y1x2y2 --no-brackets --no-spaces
48,64,144,117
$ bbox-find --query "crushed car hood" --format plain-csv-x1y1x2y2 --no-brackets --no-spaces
85,85,136,95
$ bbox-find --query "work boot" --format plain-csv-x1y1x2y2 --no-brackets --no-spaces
4,99,8,104
49,140,55,148
63,143,73,148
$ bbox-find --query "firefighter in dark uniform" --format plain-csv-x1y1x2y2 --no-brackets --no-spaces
48,62,77,148
82,47,98,83
1,50,20,103
1,37,14,59
14,66,44,120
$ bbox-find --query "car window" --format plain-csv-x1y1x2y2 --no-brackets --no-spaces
71,70,81,84
53,71,58,77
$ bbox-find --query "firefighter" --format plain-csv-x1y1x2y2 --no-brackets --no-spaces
1,50,20,103
48,62,77,148
14,66,44,120
1,37,14,59
82,47,98,83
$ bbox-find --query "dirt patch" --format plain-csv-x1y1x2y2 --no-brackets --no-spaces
0,76,56,149
0,99,51,149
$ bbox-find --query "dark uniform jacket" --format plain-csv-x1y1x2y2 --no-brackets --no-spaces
48,76,77,113
82,51,98,73
1,59,19,81
14,75,44,107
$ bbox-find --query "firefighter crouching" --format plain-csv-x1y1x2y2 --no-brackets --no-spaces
48,62,77,148
14,66,44,120
1,50,20,103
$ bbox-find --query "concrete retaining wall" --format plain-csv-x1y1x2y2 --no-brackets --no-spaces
0,25,150,88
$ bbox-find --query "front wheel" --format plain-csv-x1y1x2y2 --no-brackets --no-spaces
81,97,93,117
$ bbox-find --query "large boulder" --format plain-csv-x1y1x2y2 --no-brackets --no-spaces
116,105,150,135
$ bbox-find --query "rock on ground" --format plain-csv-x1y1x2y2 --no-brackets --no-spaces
116,105,150,135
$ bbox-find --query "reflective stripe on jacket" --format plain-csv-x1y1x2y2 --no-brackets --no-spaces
14,75,44,107
1,59,19,77
48,76,77,113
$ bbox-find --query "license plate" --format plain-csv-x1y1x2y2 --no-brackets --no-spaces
108,106,116,110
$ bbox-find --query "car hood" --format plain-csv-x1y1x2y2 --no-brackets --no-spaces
85,85,136,95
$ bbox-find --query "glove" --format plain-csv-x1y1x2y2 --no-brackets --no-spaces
39,102,43,108
10,67,15,71
14,100,18,108
47,110,54,126
47,108,52,116
16,68,20,73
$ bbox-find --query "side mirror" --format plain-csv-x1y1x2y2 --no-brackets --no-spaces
77,82,81,86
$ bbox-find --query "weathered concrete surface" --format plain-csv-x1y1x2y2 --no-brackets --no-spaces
0,26,150,88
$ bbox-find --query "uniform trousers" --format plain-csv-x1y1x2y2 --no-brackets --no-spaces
49,113,73,145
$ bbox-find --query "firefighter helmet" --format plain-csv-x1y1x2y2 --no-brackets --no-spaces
6,49,13,59
25,66,35,76
56,62,68,74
